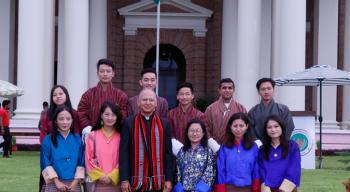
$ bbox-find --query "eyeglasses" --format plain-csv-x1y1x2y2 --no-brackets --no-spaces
188,129,203,134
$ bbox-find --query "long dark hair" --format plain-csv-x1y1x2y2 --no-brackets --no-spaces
224,112,254,149
48,85,73,120
51,106,75,148
261,115,289,161
91,101,122,133
183,119,208,151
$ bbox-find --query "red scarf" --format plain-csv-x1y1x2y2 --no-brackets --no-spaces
132,113,164,191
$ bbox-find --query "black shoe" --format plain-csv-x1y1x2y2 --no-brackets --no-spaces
3,155,10,158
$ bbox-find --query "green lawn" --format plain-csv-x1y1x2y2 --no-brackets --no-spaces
0,151,349,192
0,151,39,192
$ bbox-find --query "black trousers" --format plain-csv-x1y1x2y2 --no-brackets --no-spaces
0,127,11,156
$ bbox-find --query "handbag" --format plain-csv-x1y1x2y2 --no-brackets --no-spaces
85,133,99,192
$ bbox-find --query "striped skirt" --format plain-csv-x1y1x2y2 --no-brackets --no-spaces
225,184,251,192
42,181,81,192
93,183,121,192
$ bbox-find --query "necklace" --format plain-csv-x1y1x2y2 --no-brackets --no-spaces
102,127,115,144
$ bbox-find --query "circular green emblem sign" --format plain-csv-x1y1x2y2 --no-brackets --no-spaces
291,129,313,156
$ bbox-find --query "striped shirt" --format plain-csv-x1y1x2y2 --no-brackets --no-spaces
77,82,128,128
205,97,247,144
128,95,168,118
167,105,208,143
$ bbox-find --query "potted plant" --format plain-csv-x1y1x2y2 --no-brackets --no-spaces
11,136,17,152
315,140,320,156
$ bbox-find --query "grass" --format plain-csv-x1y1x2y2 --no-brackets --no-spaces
300,154,350,192
0,151,349,192
0,151,39,192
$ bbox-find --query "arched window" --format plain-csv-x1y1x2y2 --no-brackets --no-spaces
143,44,186,108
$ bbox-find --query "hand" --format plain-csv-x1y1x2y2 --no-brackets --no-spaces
163,181,172,192
121,180,131,192
99,175,111,185
67,179,79,191
54,178,69,192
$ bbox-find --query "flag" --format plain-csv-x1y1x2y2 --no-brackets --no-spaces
154,0,160,4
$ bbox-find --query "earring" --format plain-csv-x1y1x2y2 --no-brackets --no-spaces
101,121,104,126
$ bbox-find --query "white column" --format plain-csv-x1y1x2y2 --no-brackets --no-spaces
89,0,107,87
15,0,55,127
236,0,261,110
272,0,306,111
260,0,272,77
57,0,65,85
342,1,350,129
313,0,339,129
0,0,11,83
221,0,238,82
63,0,89,108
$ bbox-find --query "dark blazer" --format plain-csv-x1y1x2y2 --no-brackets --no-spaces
119,114,173,183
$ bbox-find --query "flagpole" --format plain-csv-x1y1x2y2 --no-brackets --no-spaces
155,1,160,95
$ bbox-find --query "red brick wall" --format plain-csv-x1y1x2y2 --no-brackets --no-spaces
108,0,223,100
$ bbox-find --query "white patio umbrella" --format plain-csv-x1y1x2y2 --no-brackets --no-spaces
0,80,24,98
274,65,350,169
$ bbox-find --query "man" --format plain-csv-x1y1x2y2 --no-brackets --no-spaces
0,100,12,158
167,82,208,143
120,89,173,192
248,77,295,142
38,101,48,130
205,78,247,144
78,58,128,138
128,68,168,118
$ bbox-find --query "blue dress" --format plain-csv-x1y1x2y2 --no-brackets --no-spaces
258,140,301,189
174,145,215,192
40,132,85,181
216,141,260,187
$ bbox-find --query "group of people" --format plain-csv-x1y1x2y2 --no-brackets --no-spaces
38,58,301,192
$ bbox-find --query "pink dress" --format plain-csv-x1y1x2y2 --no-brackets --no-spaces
85,129,121,192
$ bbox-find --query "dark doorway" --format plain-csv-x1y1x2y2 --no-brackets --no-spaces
143,44,186,108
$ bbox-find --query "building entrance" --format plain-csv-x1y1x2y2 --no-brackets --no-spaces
143,44,186,108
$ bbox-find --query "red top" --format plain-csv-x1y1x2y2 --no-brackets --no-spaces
0,108,10,127
39,109,81,143
167,105,208,143
77,82,128,128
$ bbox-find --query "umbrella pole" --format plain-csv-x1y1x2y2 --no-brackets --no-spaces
318,80,323,169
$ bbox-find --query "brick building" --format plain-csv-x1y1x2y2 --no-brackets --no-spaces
1,0,350,148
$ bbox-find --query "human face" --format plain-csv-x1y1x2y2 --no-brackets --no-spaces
266,120,282,140
101,107,117,129
56,110,73,134
52,87,67,106
139,72,157,90
187,123,204,146
97,64,115,84
138,90,157,116
177,87,194,106
258,82,274,103
219,82,234,101
230,119,248,140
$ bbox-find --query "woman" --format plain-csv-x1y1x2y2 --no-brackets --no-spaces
173,119,215,192
40,85,81,143
85,101,122,191
215,112,260,192
39,85,81,192
40,106,85,192
259,115,301,192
